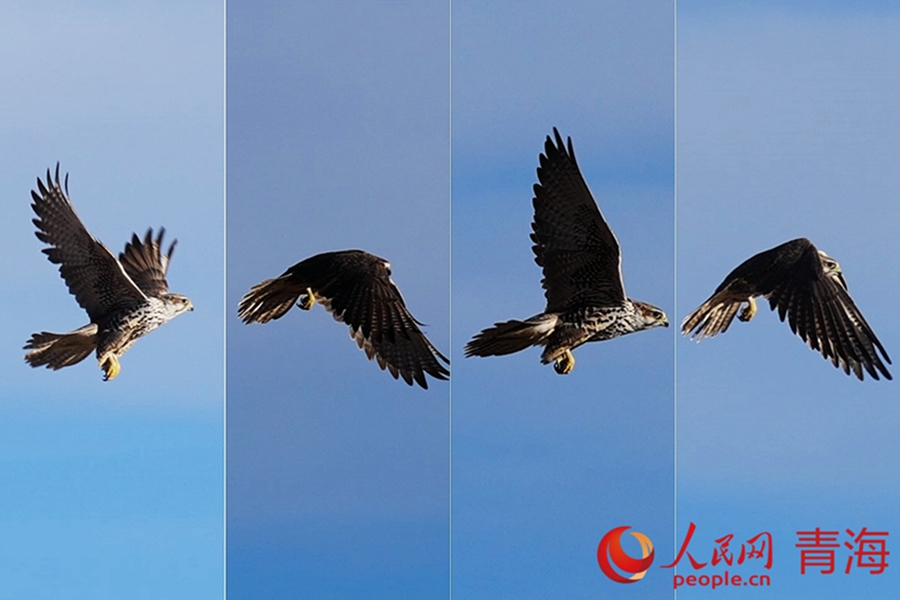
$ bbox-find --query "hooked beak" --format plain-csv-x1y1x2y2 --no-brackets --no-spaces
834,271,847,291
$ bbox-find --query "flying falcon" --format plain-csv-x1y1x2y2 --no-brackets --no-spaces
238,250,449,389
464,128,669,374
681,237,891,380
25,164,193,381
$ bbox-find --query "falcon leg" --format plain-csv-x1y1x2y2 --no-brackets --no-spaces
553,350,575,375
298,287,316,311
101,355,121,381
738,297,757,322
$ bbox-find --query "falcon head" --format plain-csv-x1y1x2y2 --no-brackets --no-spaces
632,300,669,330
161,293,194,318
817,250,847,290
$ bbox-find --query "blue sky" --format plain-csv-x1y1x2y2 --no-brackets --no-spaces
677,2,900,597
452,1,674,598
4,2,899,599
226,1,450,598
0,2,224,599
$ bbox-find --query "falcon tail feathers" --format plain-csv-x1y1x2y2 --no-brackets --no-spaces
464,314,558,357
24,324,98,369
681,297,742,340
237,276,304,324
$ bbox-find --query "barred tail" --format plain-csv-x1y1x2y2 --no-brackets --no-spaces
464,314,558,357
680,295,741,340
24,324,98,369
238,275,304,324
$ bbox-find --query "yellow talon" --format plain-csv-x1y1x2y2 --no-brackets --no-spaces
101,355,121,381
299,287,316,311
738,297,757,322
554,349,575,375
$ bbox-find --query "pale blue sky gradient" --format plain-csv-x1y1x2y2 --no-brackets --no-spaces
0,2,224,599
677,2,900,597
452,1,675,598
3,3,897,599
226,1,450,598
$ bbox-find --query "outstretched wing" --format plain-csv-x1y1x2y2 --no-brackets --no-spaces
239,250,449,389
767,243,891,380
682,238,891,380
119,228,175,297
682,239,815,340
531,128,626,313
31,164,147,322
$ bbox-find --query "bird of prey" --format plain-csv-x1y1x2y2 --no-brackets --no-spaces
681,237,891,381
25,164,193,381
238,250,449,389
464,128,669,374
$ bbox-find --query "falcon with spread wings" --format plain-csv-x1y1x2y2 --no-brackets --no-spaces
681,237,891,380
25,164,193,381
238,250,449,389
464,128,669,374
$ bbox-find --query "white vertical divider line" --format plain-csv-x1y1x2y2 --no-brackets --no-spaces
672,0,679,597
447,1,453,598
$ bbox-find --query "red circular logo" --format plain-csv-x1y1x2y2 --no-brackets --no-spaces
597,526,655,583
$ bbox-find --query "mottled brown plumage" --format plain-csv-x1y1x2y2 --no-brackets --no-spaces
465,128,668,374
682,238,891,380
238,250,449,389
25,164,193,380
